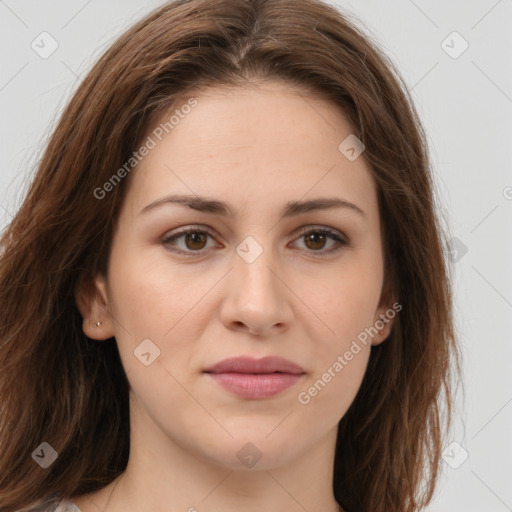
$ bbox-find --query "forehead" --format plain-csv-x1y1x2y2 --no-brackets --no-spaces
124,80,378,220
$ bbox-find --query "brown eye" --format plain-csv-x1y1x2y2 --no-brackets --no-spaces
303,232,328,251
292,227,348,255
183,231,208,250
162,227,216,254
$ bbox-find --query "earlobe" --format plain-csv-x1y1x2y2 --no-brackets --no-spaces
371,276,398,345
371,321,393,346
82,317,114,341
371,302,397,346
74,273,115,341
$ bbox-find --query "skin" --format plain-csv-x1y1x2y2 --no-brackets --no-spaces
74,79,395,512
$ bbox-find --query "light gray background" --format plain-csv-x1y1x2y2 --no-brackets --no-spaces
1,1,511,511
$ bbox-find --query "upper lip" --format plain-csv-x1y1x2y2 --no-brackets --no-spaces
204,356,305,374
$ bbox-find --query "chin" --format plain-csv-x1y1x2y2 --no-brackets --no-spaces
188,429,306,472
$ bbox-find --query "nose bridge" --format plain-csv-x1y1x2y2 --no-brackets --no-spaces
220,232,292,335
233,233,280,300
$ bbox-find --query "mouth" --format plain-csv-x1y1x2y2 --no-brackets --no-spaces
203,356,306,400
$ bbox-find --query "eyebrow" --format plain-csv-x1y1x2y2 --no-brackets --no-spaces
138,194,366,220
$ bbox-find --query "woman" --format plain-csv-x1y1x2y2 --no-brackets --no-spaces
0,0,460,511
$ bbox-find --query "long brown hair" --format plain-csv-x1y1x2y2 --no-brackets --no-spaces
0,1,461,511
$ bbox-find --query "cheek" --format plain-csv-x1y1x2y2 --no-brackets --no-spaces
310,265,383,342
297,285,373,416
106,247,218,379
299,268,380,408
297,348,370,419
108,246,200,334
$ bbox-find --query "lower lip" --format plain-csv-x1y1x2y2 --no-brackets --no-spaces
206,372,304,399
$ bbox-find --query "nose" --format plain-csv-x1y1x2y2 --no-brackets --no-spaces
219,241,293,337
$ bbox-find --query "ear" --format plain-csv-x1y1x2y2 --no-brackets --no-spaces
74,272,115,340
371,281,399,347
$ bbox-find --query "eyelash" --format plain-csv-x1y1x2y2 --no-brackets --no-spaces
161,225,349,257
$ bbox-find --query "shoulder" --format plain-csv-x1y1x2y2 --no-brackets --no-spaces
54,499,82,512
15,498,81,512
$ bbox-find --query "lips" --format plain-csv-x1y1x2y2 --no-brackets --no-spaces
203,356,305,399
204,356,305,375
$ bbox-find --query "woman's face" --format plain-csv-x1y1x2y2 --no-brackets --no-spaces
82,80,395,470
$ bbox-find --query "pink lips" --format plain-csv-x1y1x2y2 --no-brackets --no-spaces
204,356,305,399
